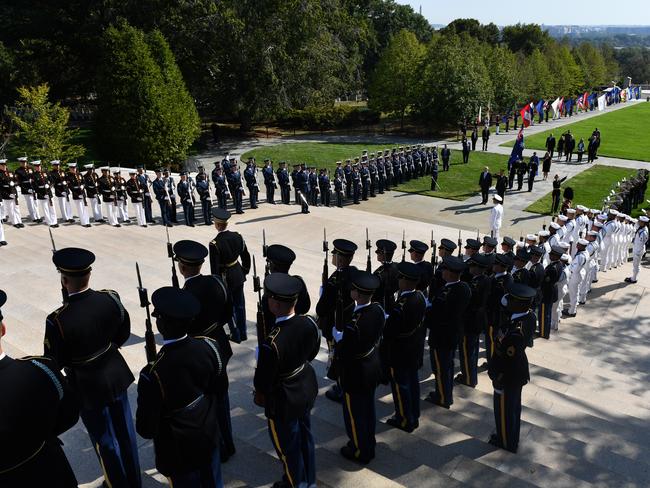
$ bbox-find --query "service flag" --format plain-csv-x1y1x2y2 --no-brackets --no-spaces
520,104,532,127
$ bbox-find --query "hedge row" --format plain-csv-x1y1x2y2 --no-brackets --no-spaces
277,105,381,130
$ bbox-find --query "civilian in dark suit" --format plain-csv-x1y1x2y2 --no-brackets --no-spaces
441,145,451,171
481,126,490,151
478,167,493,204
495,169,507,202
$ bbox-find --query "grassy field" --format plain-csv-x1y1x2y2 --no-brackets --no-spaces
525,165,643,216
242,142,512,201
502,102,650,162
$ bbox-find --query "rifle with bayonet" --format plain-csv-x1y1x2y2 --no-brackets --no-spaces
401,230,406,262
365,228,372,272
48,227,68,303
252,256,266,347
322,229,329,289
262,229,269,276
165,226,180,288
136,262,157,363
457,229,462,257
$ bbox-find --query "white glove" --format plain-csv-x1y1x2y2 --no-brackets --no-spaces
80,185,84,189
45,184,50,189
331,326,343,343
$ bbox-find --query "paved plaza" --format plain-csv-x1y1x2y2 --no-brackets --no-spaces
2,102,650,487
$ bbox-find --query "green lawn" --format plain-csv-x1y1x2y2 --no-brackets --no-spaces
525,165,643,216
242,142,512,201
502,102,650,162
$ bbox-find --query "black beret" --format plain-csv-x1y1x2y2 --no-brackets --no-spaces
351,270,380,293
52,248,95,276
441,255,466,273
408,239,429,254
152,286,200,320
267,244,296,266
332,239,358,256
173,240,208,265
502,236,516,247
264,273,302,302
397,261,421,281
439,238,457,252
468,253,490,268
212,208,231,222
494,253,513,268
529,245,545,257
507,282,536,301
375,239,397,253
464,238,481,250
550,245,565,256
483,236,498,248
514,249,530,262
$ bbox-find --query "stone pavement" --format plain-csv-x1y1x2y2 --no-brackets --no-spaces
2,199,650,487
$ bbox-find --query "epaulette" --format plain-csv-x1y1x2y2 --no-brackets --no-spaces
16,355,51,362
100,289,125,321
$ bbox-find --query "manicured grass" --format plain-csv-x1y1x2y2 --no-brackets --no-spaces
242,142,512,201
525,165,641,215
502,102,650,162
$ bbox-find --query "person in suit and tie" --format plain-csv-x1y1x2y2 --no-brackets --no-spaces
478,166,493,204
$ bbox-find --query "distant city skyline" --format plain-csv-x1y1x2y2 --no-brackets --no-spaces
395,0,650,27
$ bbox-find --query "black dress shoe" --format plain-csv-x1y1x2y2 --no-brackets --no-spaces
189,224,195,227
385,417,415,433
141,225,148,228
113,224,121,228
340,445,371,465
67,219,75,223
0,241,7,246
424,392,450,409
166,223,173,227
83,224,92,228
325,385,343,403
488,433,501,447
50,224,59,228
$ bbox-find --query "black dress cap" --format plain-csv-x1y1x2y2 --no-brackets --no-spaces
507,282,536,302
351,270,381,293
332,239,358,256
483,236,498,248
502,236,516,247
52,248,95,276
212,208,231,223
397,261,421,281
439,238,457,252
375,239,397,253
494,253,513,268
152,286,200,320
464,238,481,250
267,244,296,266
264,273,302,302
173,240,208,265
441,255,466,273
408,240,429,254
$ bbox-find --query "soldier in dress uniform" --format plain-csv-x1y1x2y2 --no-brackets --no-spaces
626,216,649,284
307,167,318,206
84,164,104,223
33,160,58,227
244,159,259,209
135,287,227,487
173,240,236,463
408,240,433,292
262,244,311,332
113,169,130,223
49,160,73,223
351,164,361,204
428,238,457,300
318,169,331,207
332,270,384,463
334,168,344,208
372,239,400,313
163,168,178,223
488,282,534,453
294,165,310,214
15,156,41,222
177,172,196,227
511,248,531,284
212,164,230,210
538,245,563,338
344,159,353,198
484,254,513,368
227,163,245,214
254,273,321,488
209,208,251,342
456,253,491,387
195,166,213,226
98,166,121,227
136,165,154,224
151,168,171,227
0,290,79,488
277,161,291,204
66,162,90,226
125,169,147,227
425,256,471,409
316,239,358,403
263,159,276,204
383,262,427,432
44,248,141,488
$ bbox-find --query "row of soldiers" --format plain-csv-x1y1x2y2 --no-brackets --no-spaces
2,204,647,488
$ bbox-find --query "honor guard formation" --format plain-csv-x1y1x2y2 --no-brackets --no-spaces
1,178,649,488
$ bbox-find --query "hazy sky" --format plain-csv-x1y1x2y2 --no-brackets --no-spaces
395,0,650,26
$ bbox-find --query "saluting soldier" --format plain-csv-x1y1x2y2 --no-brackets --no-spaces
177,172,195,227
66,162,91,226
15,156,41,222
135,287,227,487
125,169,147,227
83,164,105,223
33,160,58,227
254,273,321,488
383,262,427,432
44,248,141,488
425,256,471,409
97,166,121,227
456,253,491,387
408,240,433,292
0,290,79,488
332,270,384,464
173,240,236,463
195,166,213,226
209,208,251,342
316,239,358,403
488,283,534,453
262,244,311,332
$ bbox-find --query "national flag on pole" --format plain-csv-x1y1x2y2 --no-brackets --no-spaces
535,99,544,116
520,104,532,127
477,106,482,124
598,94,606,111
508,127,525,165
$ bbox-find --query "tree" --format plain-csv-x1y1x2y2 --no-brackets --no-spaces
484,45,519,112
6,84,85,161
502,23,550,55
544,41,582,97
515,48,552,100
95,24,200,164
369,29,425,128
441,18,500,44
416,35,492,126
573,42,608,90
